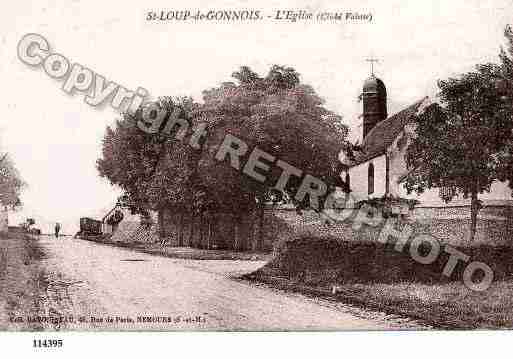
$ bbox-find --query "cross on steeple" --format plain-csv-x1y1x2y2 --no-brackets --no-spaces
366,57,379,76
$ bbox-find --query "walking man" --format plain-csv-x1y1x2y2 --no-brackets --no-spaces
54,222,61,238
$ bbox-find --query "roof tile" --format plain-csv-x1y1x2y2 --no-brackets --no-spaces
351,97,427,165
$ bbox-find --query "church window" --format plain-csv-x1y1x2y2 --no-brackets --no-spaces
368,163,374,195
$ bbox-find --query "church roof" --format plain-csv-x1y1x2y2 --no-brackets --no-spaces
363,75,386,94
351,97,428,166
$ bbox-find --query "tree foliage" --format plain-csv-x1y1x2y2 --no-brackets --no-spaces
405,27,513,240
495,25,513,190
196,65,349,213
97,65,350,220
0,153,25,210
97,97,199,214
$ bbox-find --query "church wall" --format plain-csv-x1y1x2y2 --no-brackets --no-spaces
339,125,513,245
347,154,387,203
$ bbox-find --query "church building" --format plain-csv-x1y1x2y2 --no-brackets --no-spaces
342,72,513,214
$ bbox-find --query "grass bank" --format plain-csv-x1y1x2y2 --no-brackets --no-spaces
245,235,513,329
0,231,48,330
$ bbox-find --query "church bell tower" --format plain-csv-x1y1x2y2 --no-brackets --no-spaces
362,59,387,141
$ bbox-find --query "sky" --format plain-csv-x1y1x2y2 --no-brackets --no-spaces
1,0,512,233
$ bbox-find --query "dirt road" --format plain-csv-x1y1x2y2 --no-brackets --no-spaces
36,236,424,330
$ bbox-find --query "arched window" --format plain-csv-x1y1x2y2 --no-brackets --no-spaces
368,163,374,195
345,172,350,193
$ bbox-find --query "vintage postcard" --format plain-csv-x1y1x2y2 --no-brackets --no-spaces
2,0,513,346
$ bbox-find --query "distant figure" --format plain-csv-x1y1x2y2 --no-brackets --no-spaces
54,222,61,238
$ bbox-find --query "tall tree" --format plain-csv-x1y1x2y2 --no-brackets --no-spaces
198,65,349,207
0,153,25,210
405,62,513,241
98,65,351,249
97,97,199,215
195,65,350,248
495,25,513,194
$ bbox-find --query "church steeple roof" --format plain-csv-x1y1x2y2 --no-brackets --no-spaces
362,73,388,140
352,97,428,166
363,75,387,94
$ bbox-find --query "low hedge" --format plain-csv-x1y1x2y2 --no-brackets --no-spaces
262,235,513,286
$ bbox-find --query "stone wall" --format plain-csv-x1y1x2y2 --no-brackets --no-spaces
154,205,513,251
412,205,513,220
411,206,513,245
277,205,513,246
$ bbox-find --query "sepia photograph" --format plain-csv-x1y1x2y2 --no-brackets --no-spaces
1,0,513,356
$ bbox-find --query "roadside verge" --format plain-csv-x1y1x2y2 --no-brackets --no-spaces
0,232,49,330
79,235,272,261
